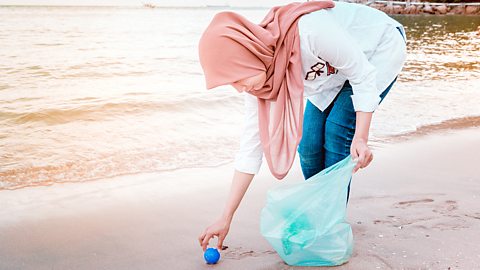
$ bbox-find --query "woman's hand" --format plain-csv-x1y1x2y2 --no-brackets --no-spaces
350,137,373,173
198,216,231,251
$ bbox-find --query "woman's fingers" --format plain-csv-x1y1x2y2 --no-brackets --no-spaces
364,152,374,167
360,149,372,168
359,153,366,168
198,231,206,246
351,146,359,159
354,149,366,173
217,234,225,250
353,162,361,173
351,146,360,173
365,152,373,167
202,233,214,251
359,150,366,166
353,144,374,172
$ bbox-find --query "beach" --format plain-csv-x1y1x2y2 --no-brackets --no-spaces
1,126,479,270
1,4,479,270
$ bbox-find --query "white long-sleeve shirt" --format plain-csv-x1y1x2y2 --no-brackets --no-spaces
235,2,407,175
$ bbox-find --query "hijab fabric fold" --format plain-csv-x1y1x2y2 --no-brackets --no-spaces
198,1,335,179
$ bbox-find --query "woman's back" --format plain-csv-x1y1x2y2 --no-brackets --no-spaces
299,2,404,59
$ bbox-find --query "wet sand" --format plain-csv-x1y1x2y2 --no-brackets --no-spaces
0,127,479,269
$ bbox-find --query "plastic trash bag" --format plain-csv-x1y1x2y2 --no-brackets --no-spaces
260,155,356,266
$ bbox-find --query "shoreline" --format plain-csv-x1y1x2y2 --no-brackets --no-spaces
1,114,479,192
0,126,479,269
373,115,480,144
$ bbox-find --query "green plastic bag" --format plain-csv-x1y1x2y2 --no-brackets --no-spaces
260,155,356,266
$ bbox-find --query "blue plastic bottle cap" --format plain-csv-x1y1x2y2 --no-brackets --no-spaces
204,247,221,264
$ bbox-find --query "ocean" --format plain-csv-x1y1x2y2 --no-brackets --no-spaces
0,6,479,190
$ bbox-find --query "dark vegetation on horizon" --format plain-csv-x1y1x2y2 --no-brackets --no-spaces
374,0,480,3
421,0,479,3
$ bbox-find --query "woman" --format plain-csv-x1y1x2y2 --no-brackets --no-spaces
197,1,407,252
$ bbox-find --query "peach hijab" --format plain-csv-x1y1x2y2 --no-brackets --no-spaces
198,1,335,179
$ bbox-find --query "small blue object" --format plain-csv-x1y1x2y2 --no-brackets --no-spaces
204,247,220,264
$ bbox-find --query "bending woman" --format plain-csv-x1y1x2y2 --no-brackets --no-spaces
197,1,407,251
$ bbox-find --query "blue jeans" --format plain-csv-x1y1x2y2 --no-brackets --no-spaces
298,78,396,202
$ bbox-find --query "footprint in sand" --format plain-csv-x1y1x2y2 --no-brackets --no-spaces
393,198,458,215
432,200,458,214
388,198,473,231
464,212,480,220
223,247,276,260
394,198,434,208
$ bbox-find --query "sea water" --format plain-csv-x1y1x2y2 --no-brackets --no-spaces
0,6,479,189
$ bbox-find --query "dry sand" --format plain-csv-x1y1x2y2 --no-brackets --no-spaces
0,127,479,270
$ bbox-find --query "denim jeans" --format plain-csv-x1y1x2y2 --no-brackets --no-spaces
298,78,396,202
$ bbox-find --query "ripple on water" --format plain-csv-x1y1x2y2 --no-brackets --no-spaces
0,8,479,189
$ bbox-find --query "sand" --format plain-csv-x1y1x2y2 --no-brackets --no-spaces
0,127,479,270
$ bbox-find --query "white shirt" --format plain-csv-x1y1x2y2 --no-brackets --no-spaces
234,2,407,175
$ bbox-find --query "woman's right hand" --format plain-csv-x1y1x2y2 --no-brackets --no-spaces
198,216,231,251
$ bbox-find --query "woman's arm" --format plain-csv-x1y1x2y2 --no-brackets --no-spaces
199,93,262,251
234,93,264,174
351,111,373,173
198,170,254,251
222,170,255,222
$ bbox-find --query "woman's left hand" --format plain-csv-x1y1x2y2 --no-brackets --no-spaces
350,137,373,173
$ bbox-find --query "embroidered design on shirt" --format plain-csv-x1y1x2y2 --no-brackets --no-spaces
305,58,338,81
